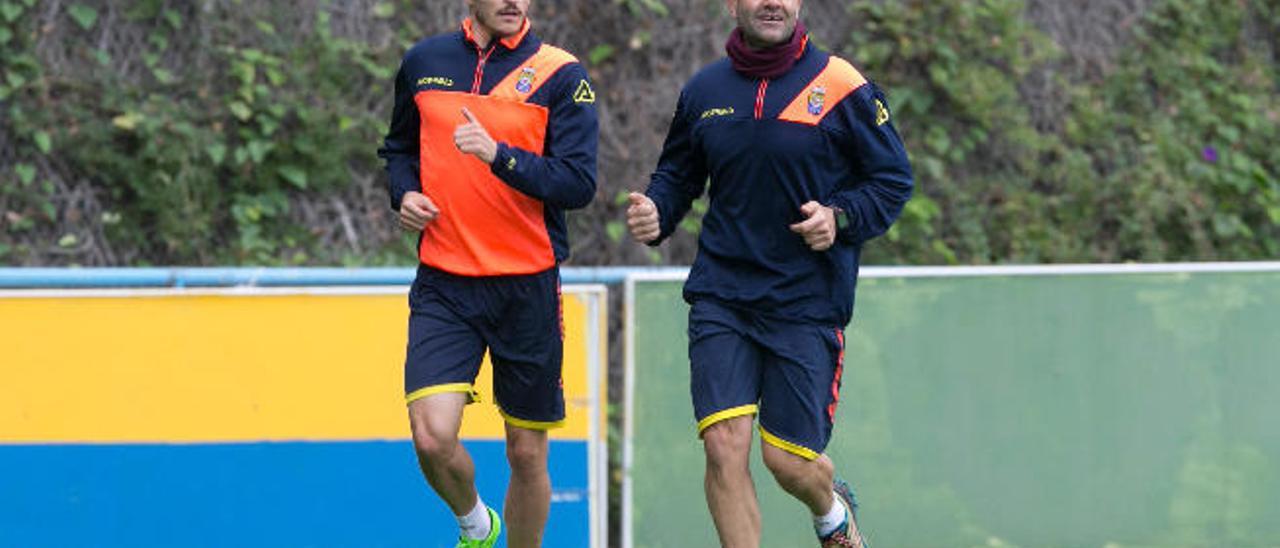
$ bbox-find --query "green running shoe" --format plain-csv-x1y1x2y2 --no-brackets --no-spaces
456,507,501,548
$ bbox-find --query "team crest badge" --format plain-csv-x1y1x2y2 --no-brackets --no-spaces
807,86,827,116
515,67,536,94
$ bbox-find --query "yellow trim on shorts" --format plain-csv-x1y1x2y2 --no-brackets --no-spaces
697,404,759,434
498,407,566,431
405,383,477,405
760,427,820,461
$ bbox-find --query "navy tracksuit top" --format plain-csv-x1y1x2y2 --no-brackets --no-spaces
645,43,914,326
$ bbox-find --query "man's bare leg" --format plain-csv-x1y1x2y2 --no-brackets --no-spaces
702,415,762,548
408,392,478,514
762,442,863,547
503,423,550,548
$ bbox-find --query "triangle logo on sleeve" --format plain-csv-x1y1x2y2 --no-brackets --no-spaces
573,79,596,104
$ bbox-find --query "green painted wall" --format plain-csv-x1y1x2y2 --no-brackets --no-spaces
628,271,1280,547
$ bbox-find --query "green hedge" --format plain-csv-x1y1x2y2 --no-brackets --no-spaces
2,2,404,264
853,0,1280,264
2,0,1277,266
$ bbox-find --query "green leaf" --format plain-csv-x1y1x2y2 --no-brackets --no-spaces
257,116,279,136
931,239,959,265
0,2,23,23
68,4,98,30
0,27,13,44
151,68,174,84
58,233,78,248
373,2,395,18
1216,125,1240,144
588,44,616,65
639,0,669,17
112,112,142,130
606,221,624,243
278,166,308,189
14,163,35,185
229,101,253,121
265,67,285,86
162,8,182,29
33,130,51,153
240,48,264,63
207,143,227,165
6,70,27,88
247,140,272,163
147,34,169,51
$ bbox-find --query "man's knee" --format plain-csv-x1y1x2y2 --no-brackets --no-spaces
412,430,458,463
407,392,468,462
505,429,549,474
412,424,460,463
761,443,808,485
702,419,753,470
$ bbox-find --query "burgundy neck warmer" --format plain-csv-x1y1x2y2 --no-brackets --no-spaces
725,20,809,79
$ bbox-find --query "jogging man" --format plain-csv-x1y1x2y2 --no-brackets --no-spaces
626,0,912,546
377,1,597,546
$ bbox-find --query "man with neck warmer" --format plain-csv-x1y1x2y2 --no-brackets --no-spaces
627,0,912,546
377,1,597,547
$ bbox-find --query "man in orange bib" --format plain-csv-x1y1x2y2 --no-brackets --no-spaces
376,1,597,546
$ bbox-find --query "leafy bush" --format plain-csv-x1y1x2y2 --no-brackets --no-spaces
2,1,397,265
851,0,1279,264
1,0,1276,266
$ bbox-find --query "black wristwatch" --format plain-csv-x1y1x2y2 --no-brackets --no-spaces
830,205,849,231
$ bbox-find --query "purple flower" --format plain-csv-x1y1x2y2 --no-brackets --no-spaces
1202,146,1219,164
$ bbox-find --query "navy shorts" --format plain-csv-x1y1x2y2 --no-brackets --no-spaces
688,299,846,460
404,264,564,429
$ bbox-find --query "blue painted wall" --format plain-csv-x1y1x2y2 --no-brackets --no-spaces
0,440,590,547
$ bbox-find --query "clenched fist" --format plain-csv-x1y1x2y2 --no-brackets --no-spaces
789,201,836,251
626,192,661,244
399,191,440,232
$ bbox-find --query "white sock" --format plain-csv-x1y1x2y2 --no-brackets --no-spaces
813,491,848,537
457,499,492,540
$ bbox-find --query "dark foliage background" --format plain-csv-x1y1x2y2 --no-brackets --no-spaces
3,0,1276,267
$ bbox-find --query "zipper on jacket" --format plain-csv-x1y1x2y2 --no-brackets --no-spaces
754,79,769,119
471,45,495,94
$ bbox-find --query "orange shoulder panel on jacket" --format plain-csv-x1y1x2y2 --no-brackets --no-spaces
778,56,868,126
490,44,579,102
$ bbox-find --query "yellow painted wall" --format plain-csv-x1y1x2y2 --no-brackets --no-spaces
0,288,601,443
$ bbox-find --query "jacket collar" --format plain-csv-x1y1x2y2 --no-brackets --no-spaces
462,17,532,51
